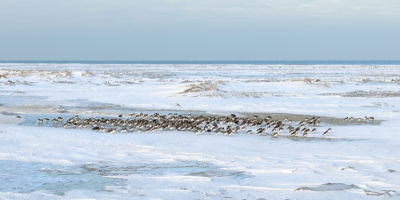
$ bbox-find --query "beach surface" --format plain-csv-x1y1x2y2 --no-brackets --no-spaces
1,63,399,199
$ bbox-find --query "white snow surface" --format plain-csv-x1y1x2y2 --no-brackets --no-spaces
0,64,400,199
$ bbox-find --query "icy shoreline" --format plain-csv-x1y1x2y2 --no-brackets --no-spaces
1,64,399,199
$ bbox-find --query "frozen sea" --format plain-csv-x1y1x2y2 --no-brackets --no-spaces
0,62,400,199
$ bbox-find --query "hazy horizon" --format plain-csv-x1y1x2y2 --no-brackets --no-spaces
1,1,399,60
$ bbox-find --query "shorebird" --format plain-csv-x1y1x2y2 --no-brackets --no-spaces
225,130,233,136
323,128,332,135
16,116,21,119
290,130,296,136
246,130,252,134
257,128,265,135
311,128,317,133
107,129,116,134
175,103,180,107
369,117,374,122
272,131,278,137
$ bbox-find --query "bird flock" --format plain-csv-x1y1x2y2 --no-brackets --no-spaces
344,116,374,122
25,113,337,138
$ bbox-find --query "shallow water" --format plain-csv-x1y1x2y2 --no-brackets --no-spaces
0,160,126,195
0,160,250,195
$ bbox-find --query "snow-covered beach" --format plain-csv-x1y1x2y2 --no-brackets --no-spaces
1,63,400,199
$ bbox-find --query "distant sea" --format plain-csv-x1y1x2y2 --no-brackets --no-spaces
1,60,400,65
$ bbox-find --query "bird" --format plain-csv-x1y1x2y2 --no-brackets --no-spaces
16,116,21,119
311,128,317,133
257,128,265,134
272,132,278,137
107,129,116,134
323,128,332,135
369,117,374,122
246,130,252,134
290,130,296,136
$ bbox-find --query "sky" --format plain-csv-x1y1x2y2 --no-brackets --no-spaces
0,0,399,61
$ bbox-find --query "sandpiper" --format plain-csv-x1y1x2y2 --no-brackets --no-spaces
311,128,317,133
369,117,374,122
323,128,332,135
257,128,265,135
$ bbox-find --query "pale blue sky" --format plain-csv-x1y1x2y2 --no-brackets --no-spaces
1,0,399,60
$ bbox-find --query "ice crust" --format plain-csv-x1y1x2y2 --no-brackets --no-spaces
0,64,400,199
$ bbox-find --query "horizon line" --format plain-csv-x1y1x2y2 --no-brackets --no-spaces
1,60,400,65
